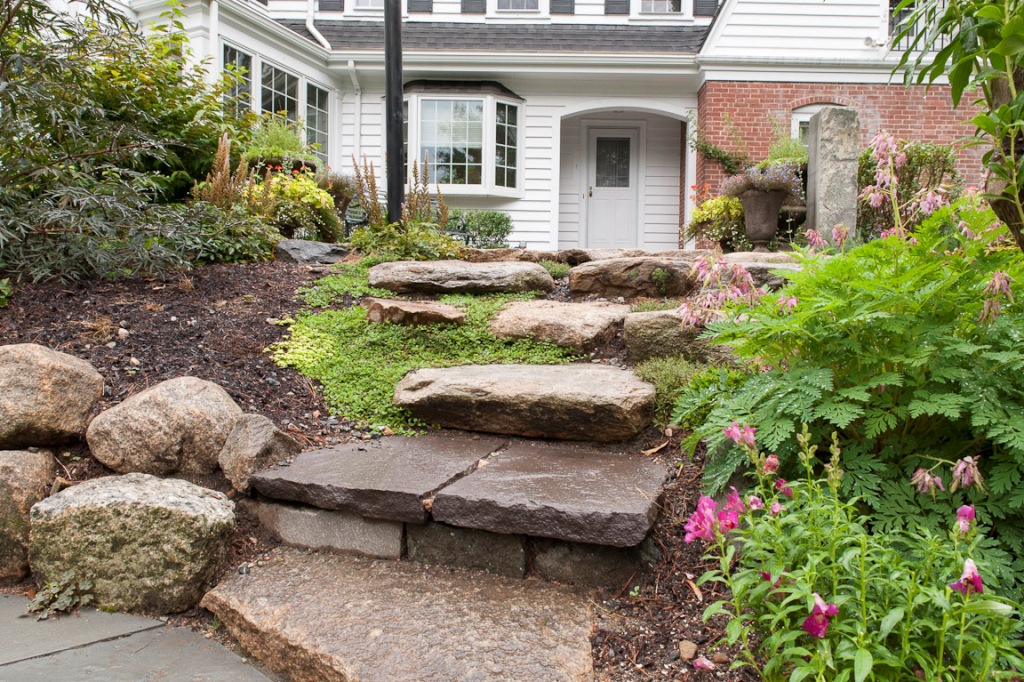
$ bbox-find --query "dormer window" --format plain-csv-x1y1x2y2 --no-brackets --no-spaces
498,0,539,9
641,0,680,11
354,0,384,9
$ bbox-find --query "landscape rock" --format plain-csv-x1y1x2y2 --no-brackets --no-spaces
722,251,801,291
0,450,55,582
86,377,243,476
250,434,505,522
363,298,466,326
624,310,726,363
557,248,646,265
218,414,301,493
432,441,667,547
406,522,526,578
807,106,859,236
240,499,403,559
394,364,655,442
201,547,594,682
274,239,350,264
531,539,640,587
29,473,235,613
678,641,699,661
0,344,104,448
461,248,548,263
490,300,629,352
368,260,555,295
568,256,703,299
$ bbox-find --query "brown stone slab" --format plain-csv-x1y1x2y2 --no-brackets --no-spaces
249,434,506,523
362,298,466,326
432,441,667,547
201,547,594,682
368,260,555,294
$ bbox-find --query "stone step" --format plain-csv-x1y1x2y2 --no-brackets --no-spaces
489,300,629,352
393,364,656,442
201,547,595,682
367,260,555,295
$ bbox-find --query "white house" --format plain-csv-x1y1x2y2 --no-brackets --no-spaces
124,0,977,249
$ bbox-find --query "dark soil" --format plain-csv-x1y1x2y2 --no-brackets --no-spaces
0,261,749,681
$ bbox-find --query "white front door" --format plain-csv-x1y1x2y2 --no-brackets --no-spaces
586,128,639,248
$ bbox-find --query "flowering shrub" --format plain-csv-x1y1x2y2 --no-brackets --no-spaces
684,196,751,252
689,425,1024,680
250,172,342,243
720,163,804,201
674,196,1024,591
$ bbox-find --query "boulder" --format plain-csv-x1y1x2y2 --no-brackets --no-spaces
624,310,726,363
274,240,350,264
568,256,702,299
368,260,555,295
489,300,629,352
721,251,801,291
0,450,55,582
86,377,242,476
217,414,301,494
363,298,466,326
393,364,655,442
557,248,646,265
29,473,234,613
461,248,549,263
0,344,104,448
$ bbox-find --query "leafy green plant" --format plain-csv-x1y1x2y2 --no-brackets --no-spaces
316,171,357,221
629,299,681,313
273,287,576,432
186,202,279,264
242,115,316,171
538,260,570,279
298,261,393,306
685,196,750,252
689,427,1024,680
404,158,450,230
676,197,1024,591
25,571,94,620
350,221,463,261
672,363,750,432
0,279,12,307
454,209,515,249
251,172,341,243
687,113,750,176
635,355,705,427
651,267,670,295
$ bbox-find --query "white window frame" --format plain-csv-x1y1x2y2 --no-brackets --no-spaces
486,0,548,19
791,103,833,144
402,93,523,198
222,45,254,116
629,0,692,20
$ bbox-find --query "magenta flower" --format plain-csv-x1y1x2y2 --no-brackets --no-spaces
950,558,984,595
805,228,827,249
717,509,740,533
956,505,976,535
770,502,784,515
692,656,715,670
777,296,799,313
723,422,756,448
911,467,944,495
831,225,849,248
801,594,839,638
684,497,719,543
725,487,746,514
951,456,984,491
747,495,764,511
775,478,793,498
763,454,779,474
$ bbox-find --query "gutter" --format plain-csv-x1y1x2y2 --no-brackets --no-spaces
348,59,362,159
306,0,332,50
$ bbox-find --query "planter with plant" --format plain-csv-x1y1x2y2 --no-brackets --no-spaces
685,195,750,252
242,115,319,174
721,164,804,252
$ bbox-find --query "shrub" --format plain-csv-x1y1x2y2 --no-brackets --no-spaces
185,202,279,265
857,137,962,239
242,115,316,171
539,260,570,279
689,427,1024,680
317,171,357,221
685,196,750,252
0,279,12,307
635,356,704,427
252,172,342,243
350,221,463,261
676,197,1024,591
454,210,515,249
673,364,750,432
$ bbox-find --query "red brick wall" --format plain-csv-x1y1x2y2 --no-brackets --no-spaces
694,81,984,193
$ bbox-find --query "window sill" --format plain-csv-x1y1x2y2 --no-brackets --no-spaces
629,13,694,21
432,184,521,199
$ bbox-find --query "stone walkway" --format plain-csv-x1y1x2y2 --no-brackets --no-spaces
0,594,280,681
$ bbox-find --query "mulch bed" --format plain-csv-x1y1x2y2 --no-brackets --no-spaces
0,260,752,681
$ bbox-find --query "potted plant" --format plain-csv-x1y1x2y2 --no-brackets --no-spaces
684,195,751,252
720,163,804,252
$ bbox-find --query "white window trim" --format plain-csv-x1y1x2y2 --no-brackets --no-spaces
486,0,549,20
402,93,523,198
791,103,833,140
630,0,693,21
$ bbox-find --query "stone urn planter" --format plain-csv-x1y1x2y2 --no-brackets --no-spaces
738,190,788,252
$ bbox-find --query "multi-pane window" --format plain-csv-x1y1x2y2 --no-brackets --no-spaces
497,0,539,9
640,0,680,11
420,99,484,185
306,84,330,163
355,0,384,8
495,102,517,188
261,64,299,121
223,46,252,116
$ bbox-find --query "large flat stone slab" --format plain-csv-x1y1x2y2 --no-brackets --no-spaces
568,256,703,299
490,300,629,352
363,298,466,326
432,441,667,547
201,547,594,682
368,260,555,294
250,434,506,522
394,364,655,442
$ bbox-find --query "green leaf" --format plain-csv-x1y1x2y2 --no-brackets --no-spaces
854,649,873,682
879,607,905,639
962,600,1015,617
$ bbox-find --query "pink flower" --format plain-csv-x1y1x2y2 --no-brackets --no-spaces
747,495,764,510
805,229,827,249
911,467,944,495
917,190,945,216
775,478,793,498
831,225,849,248
763,455,779,474
723,422,756,448
692,656,715,670
717,509,740,533
951,456,984,492
984,270,1015,302
777,296,799,313
956,505,975,534
770,502,784,515
950,558,984,595
802,594,839,638
725,487,746,514
684,497,719,543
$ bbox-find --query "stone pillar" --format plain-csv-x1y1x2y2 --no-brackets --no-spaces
806,107,860,238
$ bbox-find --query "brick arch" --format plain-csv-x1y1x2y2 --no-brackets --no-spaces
787,95,857,110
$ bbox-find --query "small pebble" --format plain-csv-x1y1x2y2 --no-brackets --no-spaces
105,341,116,349
117,328,130,339
170,316,177,322
238,565,250,575
129,357,141,367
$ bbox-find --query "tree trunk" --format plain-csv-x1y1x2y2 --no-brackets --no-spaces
983,67,1024,253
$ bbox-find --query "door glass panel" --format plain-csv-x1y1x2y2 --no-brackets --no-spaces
596,137,630,188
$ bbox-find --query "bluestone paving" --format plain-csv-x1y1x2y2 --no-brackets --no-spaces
250,433,506,522
432,441,668,547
